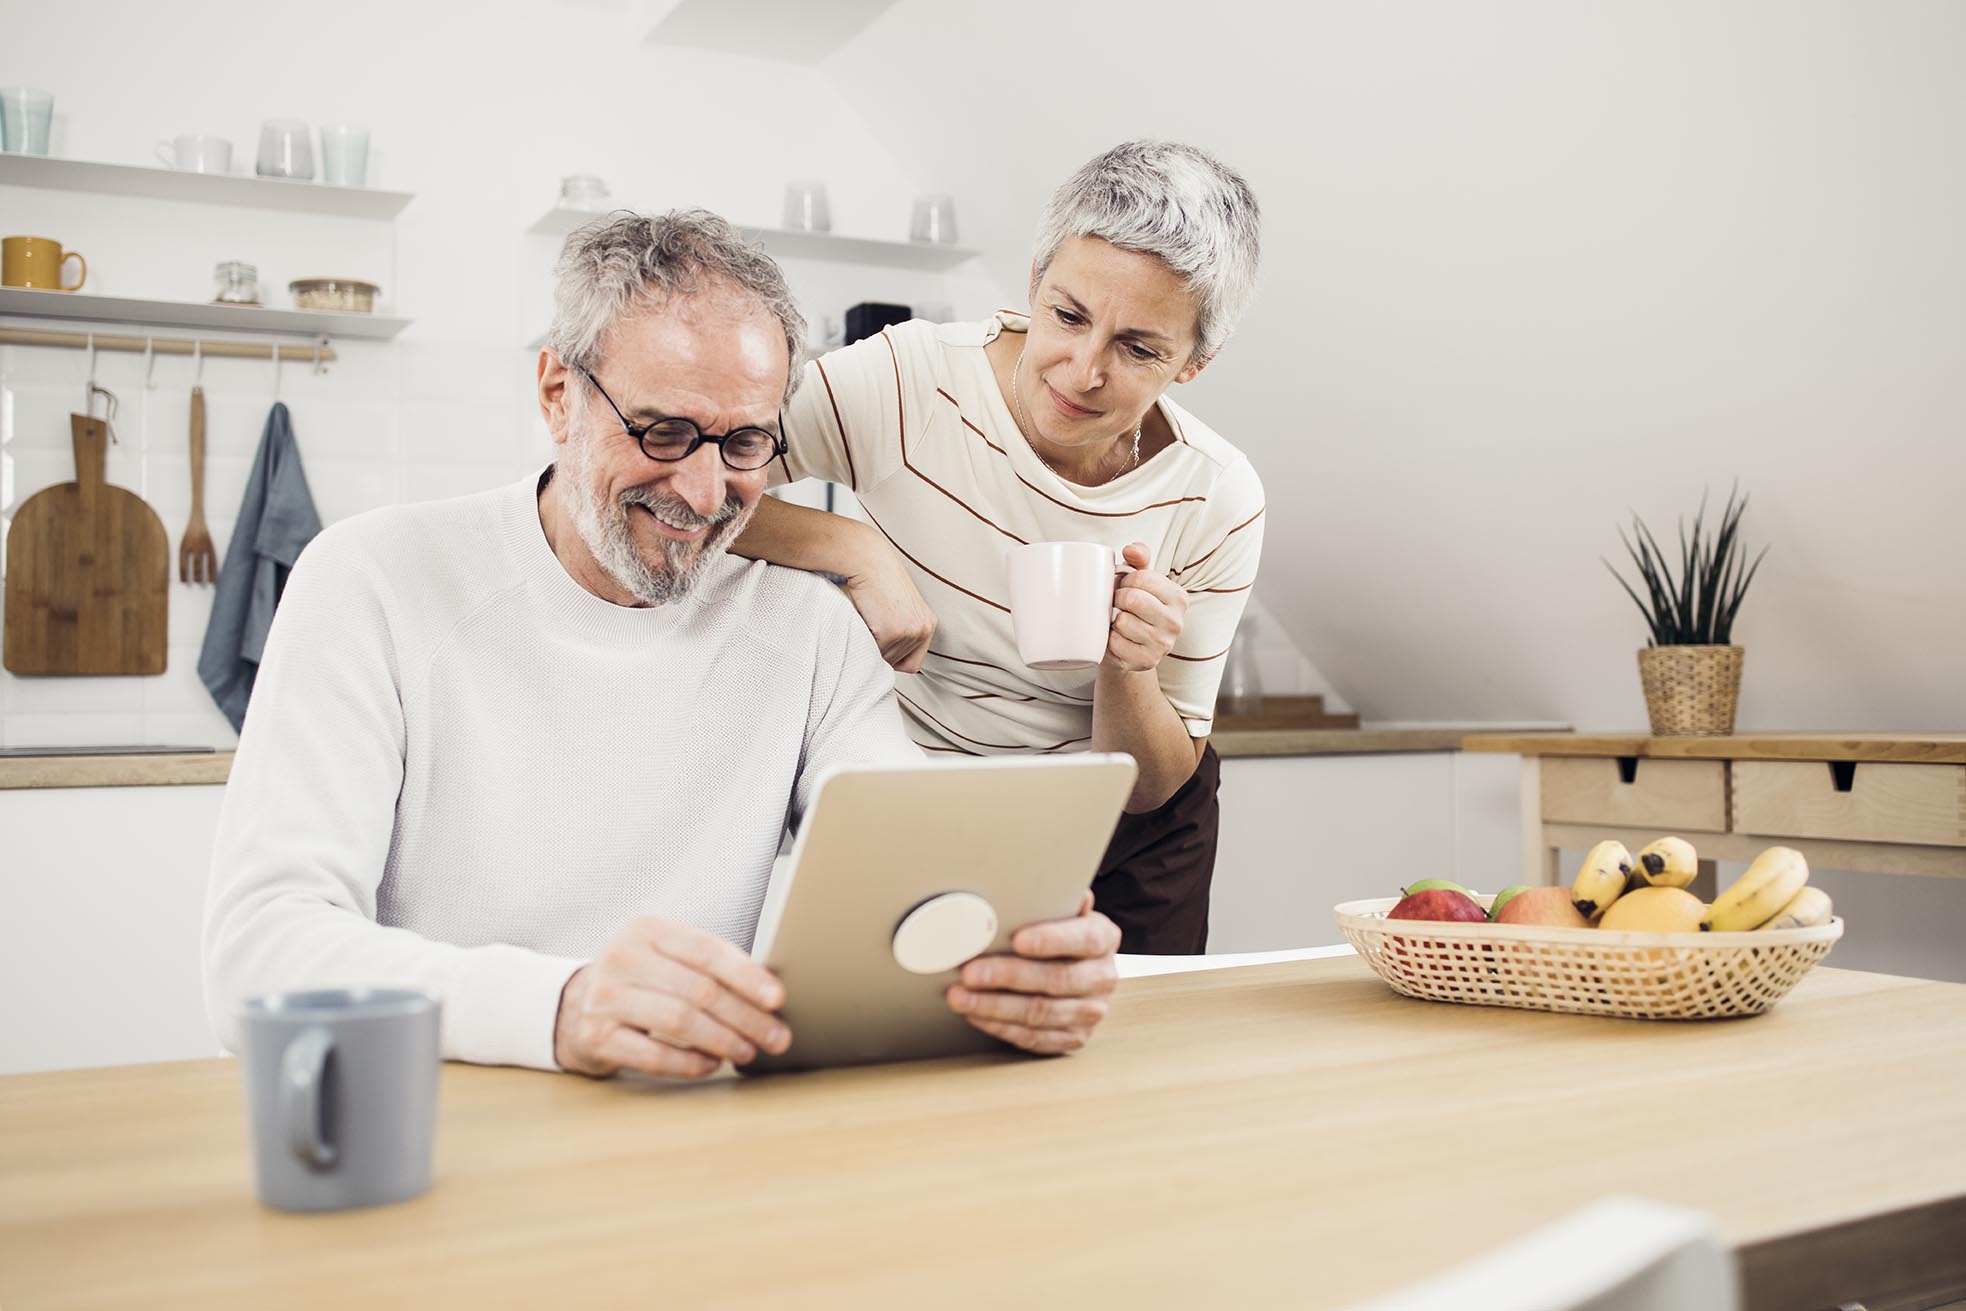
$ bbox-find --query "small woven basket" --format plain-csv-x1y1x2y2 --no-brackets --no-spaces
1335,897,1840,1020
1637,644,1744,736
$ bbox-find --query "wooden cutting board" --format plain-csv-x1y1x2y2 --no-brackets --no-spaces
3,414,169,675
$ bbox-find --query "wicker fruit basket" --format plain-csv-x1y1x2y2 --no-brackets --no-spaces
1335,896,1842,1020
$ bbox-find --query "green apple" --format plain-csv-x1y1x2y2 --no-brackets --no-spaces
1401,878,1473,898
1487,885,1532,921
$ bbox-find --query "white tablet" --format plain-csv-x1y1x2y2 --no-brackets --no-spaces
743,753,1138,1075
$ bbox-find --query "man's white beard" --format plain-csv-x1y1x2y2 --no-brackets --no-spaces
559,425,752,606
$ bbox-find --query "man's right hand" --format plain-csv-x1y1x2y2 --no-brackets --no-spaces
843,546,937,673
553,918,791,1079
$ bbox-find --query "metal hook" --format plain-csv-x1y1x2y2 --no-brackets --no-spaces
312,336,329,377
84,331,96,410
143,336,157,390
272,343,283,400
192,338,204,386
88,382,120,443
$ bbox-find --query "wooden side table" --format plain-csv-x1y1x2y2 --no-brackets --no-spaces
1461,733,1966,892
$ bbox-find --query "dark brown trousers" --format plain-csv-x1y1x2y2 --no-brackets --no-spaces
1090,744,1221,954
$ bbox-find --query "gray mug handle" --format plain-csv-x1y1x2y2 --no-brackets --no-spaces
282,1026,338,1171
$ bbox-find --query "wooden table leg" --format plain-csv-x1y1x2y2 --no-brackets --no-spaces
1521,756,1561,886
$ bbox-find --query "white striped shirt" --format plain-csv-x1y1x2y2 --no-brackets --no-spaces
771,311,1266,756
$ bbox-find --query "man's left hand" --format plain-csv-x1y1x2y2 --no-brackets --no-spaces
945,892,1121,1054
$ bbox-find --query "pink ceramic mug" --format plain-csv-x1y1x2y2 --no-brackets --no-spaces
1005,541,1125,670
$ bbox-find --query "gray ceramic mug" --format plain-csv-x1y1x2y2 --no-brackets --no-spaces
239,988,441,1212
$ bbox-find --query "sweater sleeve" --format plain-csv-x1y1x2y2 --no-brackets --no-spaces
202,526,584,1072
790,593,925,830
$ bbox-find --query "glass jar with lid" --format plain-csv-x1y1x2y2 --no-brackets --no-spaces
213,261,261,305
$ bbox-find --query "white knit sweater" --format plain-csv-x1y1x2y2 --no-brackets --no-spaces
203,471,918,1070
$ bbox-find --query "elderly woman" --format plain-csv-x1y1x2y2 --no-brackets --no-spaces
733,140,1265,954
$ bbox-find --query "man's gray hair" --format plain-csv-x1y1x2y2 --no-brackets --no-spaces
1032,141,1261,365
549,208,808,405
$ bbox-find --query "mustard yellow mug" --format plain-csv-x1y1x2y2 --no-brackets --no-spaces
1,235,87,291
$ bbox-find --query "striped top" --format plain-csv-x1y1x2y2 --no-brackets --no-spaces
771,311,1266,756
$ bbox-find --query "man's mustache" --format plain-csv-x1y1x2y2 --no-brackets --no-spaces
619,486,744,530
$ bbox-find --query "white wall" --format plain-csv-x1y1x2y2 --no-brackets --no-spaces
0,0,962,746
827,0,1966,731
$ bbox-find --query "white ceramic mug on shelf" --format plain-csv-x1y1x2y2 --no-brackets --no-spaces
1005,541,1125,671
156,134,232,173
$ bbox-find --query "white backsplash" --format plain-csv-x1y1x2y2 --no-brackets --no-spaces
0,335,551,749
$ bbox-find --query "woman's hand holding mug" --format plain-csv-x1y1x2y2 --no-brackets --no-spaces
1104,542,1187,673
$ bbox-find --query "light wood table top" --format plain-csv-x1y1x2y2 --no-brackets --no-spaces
3,957,1962,1309
1462,731,1966,764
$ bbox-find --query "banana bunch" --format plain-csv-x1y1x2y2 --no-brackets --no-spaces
1565,836,1835,933
1702,846,1830,931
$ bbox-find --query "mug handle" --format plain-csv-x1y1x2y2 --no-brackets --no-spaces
154,141,175,167
61,251,85,292
281,1026,339,1170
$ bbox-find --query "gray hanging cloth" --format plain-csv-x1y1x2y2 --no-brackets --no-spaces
198,401,322,731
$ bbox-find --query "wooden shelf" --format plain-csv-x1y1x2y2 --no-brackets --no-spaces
527,207,979,270
0,287,411,341
0,153,412,219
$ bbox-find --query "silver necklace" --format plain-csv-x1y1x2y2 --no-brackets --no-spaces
1010,348,1141,483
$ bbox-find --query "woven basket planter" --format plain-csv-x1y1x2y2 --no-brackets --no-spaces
1638,644,1743,736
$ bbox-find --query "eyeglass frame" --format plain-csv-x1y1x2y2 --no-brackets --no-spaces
577,366,787,471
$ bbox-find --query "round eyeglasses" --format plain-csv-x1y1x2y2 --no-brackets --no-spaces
580,367,786,472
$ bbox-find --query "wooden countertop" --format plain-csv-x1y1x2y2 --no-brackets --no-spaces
0,751,235,789
0,726,1572,789
1462,731,1966,764
2,957,1960,1309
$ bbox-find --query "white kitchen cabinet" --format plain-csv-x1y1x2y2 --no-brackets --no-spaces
1209,751,1523,952
0,784,227,1075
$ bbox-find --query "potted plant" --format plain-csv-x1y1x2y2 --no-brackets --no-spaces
1604,487,1766,736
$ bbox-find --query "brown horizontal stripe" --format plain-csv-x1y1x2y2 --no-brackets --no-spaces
862,506,1009,614
920,742,980,756
932,389,1207,518
1169,507,1266,578
1190,582,1254,594
957,411,1010,457
812,356,858,492
1039,738,1093,754
1166,644,1231,662
905,464,1027,545
924,649,1095,703
963,692,1038,702
898,691,1086,753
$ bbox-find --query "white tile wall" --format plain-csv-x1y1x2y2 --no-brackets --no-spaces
0,336,551,749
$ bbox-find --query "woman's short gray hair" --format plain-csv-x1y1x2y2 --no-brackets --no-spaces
549,208,808,405
1032,141,1261,365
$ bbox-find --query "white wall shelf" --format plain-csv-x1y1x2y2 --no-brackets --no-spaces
0,287,411,341
0,154,413,219
527,207,979,271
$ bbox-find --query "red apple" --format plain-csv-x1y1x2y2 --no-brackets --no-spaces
1492,886,1590,929
1387,889,1487,923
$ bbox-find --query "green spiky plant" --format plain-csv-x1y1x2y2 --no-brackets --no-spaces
1605,486,1767,646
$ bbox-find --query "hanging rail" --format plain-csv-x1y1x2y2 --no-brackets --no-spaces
0,326,334,365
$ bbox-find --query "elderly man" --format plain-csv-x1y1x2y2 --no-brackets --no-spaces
203,210,1122,1079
